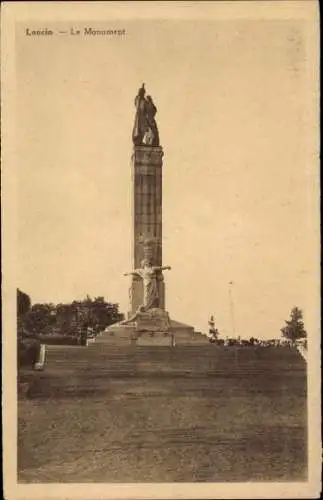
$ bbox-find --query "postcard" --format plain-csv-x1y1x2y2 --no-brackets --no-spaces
1,1,321,498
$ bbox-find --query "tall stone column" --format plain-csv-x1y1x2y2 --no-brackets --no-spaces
130,145,164,313
118,85,196,343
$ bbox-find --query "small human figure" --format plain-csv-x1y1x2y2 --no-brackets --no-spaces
132,84,149,146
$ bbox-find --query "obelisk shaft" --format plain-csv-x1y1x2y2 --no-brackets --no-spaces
131,146,165,313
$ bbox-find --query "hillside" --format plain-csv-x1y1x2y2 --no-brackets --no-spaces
18,334,307,482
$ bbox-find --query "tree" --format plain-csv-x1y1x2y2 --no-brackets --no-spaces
17,289,32,338
18,295,125,338
281,307,307,344
17,289,31,317
24,303,56,335
87,297,124,332
55,297,124,336
208,315,219,342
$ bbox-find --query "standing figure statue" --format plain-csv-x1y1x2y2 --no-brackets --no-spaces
124,259,171,310
132,84,160,147
144,95,159,146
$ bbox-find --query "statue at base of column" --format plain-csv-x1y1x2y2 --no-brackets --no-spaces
123,259,171,310
121,259,171,332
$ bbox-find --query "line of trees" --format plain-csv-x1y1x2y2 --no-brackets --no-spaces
206,306,307,346
17,290,307,345
17,289,124,339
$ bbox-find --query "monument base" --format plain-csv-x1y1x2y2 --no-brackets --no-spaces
135,307,171,333
136,331,175,347
110,309,209,346
170,319,210,345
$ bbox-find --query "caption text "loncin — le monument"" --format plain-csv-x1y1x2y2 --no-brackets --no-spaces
25,27,127,37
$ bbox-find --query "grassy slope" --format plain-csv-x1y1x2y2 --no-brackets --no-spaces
18,345,307,483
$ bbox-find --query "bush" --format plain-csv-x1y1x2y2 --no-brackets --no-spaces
36,334,80,346
18,338,41,368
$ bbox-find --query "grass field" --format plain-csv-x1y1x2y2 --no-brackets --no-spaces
18,344,307,483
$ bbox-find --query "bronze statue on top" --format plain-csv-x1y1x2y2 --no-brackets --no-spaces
132,84,160,147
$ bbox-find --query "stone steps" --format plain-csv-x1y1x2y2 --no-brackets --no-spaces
46,343,304,358
25,344,306,399
43,344,305,377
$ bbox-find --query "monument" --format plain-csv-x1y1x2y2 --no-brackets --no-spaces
117,84,208,345
129,84,166,313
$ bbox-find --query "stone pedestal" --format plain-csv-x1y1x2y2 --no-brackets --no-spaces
131,146,164,313
136,331,175,347
120,307,176,346
118,308,205,347
135,307,171,333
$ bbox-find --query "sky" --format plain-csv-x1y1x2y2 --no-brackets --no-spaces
15,14,319,338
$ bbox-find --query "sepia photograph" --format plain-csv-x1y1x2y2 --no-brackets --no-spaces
1,1,320,499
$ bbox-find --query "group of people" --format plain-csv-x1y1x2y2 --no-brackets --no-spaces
208,337,305,348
